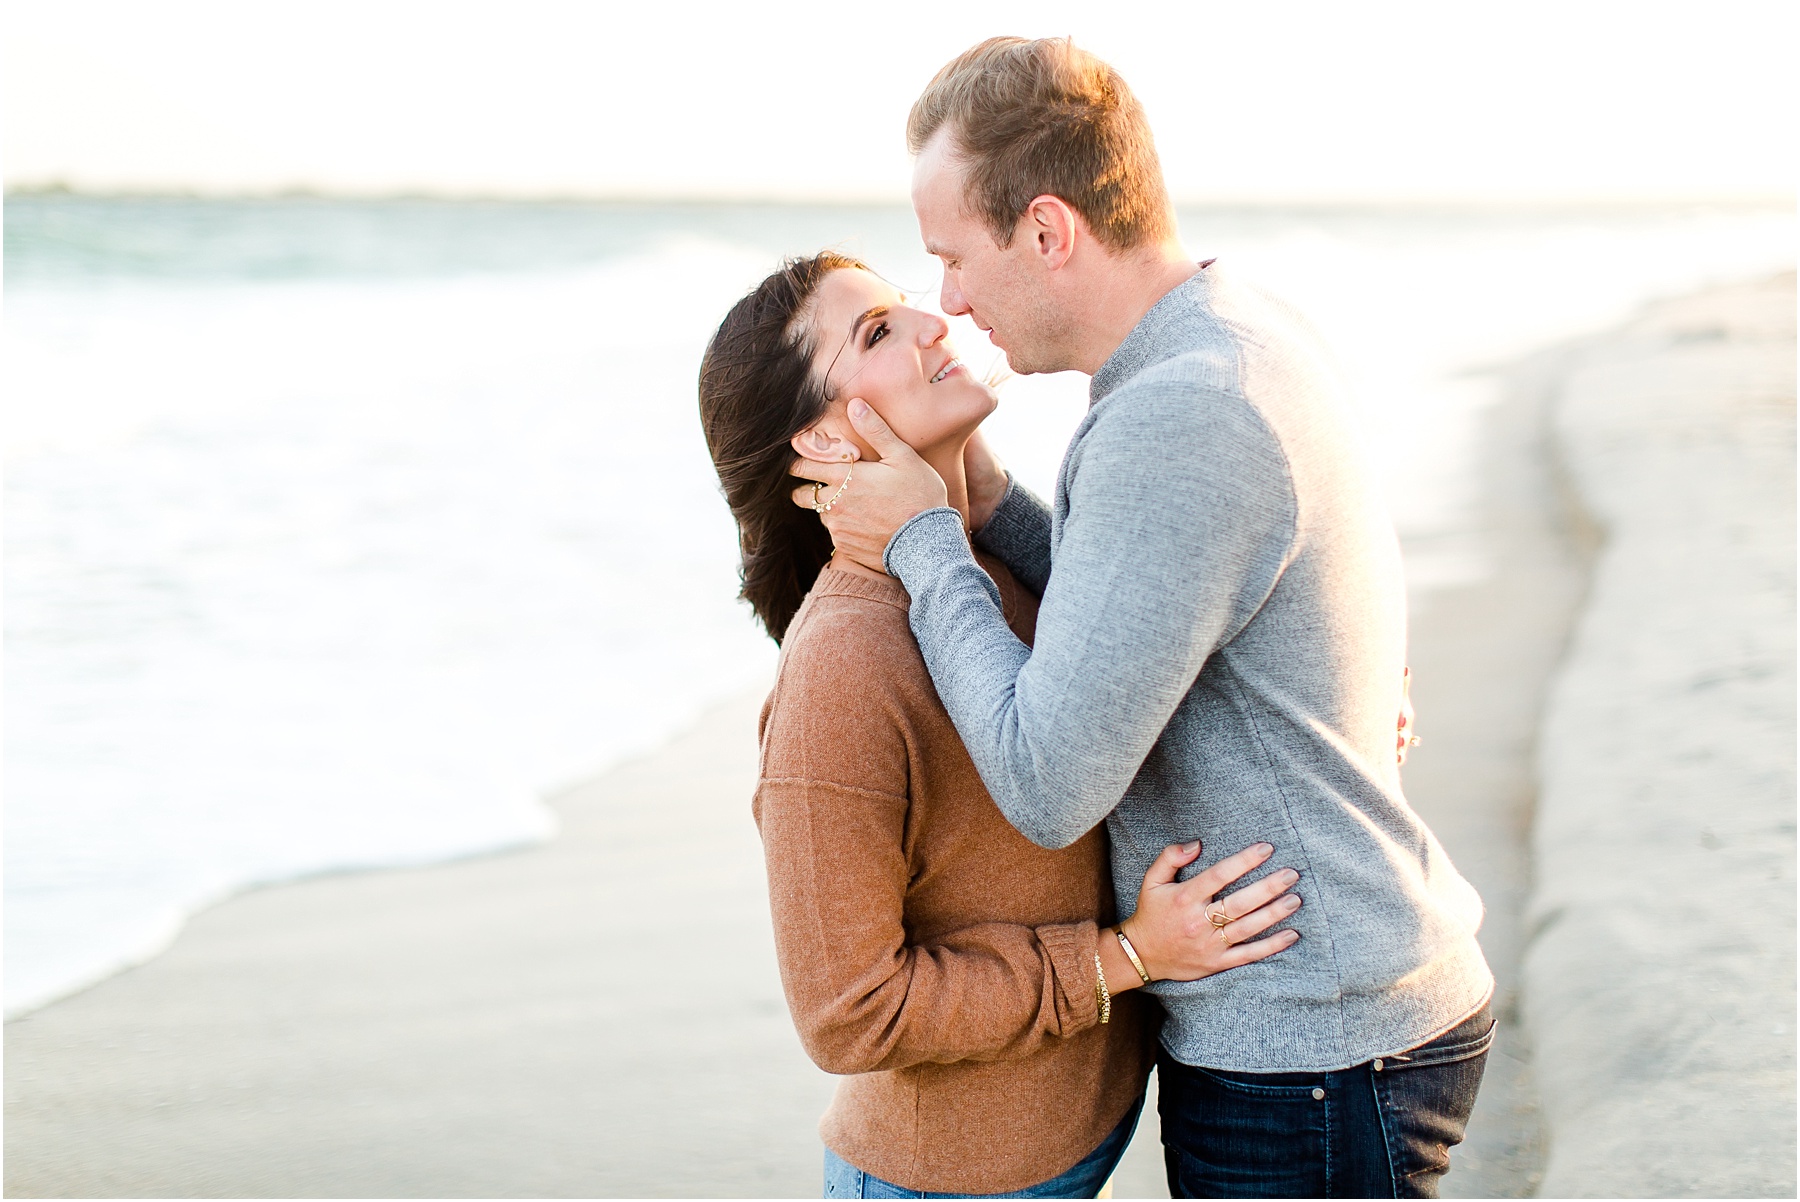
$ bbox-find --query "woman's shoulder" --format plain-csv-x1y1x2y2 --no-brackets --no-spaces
760,567,930,792
775,567,927,696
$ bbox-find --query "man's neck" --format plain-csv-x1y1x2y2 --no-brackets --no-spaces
1068,244,1202,376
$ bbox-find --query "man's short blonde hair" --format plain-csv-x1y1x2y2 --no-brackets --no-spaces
907,36,1175,252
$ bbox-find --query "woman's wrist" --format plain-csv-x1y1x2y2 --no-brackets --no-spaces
1096,927,1145,996
1114,922,1153,984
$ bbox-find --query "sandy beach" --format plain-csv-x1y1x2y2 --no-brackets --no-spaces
6,275,1793,1198
1524,273,1796,1196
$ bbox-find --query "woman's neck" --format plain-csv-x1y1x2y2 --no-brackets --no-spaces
920,438,973,529
827,436,972,580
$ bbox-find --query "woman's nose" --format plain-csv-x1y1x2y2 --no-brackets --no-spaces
919,312,949,345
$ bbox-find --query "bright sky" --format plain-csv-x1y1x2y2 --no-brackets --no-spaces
5,0,1795,201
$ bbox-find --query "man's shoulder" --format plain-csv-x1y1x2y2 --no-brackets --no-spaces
1082,354,1280,463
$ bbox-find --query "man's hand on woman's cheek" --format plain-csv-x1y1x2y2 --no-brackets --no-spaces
789,399,950,574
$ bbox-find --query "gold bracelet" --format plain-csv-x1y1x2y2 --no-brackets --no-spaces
1093,951,1112,1025
1114,926,1152,985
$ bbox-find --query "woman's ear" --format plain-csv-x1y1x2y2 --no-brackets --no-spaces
790,423,861,465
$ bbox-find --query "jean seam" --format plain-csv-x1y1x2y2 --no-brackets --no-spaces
1323,1081,1336,1200
1390,1023,1496,1070
1190,1064,1328,1097
1370,1068,1399,1198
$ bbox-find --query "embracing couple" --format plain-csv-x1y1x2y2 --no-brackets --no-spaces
698,37,1494,1200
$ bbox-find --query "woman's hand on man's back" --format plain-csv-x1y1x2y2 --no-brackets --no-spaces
1119,840,1301,983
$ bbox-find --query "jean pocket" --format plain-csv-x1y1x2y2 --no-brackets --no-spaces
1385,1011,1496,1071
1190,1065,1328,1098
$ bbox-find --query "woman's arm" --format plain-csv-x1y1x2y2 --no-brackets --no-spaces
756,774,1103,1074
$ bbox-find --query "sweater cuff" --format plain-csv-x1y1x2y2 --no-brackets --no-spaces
883,506,977,585
972,473,1050,558
1036,920,1103,1033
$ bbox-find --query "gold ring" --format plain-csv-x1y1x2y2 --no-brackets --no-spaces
1207,904,1230,929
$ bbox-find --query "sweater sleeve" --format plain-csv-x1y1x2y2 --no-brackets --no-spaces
755,778,1101,1074
972,474,1054,597
753,606,1101,1075
884,380,1298,849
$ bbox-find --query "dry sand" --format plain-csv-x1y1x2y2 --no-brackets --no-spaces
6,276,1788,1198
1522,273,1796,1197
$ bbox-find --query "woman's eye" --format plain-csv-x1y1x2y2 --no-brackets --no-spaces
867,322,889,348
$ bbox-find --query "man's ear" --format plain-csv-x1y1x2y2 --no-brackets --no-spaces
791,422,861,464
1023,194,1078,271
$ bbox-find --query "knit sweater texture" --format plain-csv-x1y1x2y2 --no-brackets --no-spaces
884,261,1493,1073
755,556,1153,1194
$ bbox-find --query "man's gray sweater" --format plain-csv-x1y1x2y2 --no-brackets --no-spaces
883,262,1492,1073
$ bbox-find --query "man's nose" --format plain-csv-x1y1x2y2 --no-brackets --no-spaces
940,275,970,317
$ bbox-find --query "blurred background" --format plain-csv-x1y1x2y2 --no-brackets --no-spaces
4,1,1794,1195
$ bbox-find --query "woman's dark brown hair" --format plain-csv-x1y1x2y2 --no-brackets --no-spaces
698,251,866,643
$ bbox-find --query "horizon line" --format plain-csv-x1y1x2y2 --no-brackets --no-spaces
8,182,1796,212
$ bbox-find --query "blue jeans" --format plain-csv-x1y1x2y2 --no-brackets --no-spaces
1158,1004,1495,1198
822,1093,1144,1198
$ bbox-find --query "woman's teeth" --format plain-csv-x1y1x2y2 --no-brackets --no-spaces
930,359,962,384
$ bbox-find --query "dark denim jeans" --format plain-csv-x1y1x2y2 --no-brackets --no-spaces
1157,1005,1495,1198
823,1091,1144,1199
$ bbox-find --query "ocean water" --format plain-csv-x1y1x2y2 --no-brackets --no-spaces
4,196,1793,1016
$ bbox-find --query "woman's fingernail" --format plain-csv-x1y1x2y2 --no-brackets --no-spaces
1281,869,1300,884
1254,843,1274,856
849,399,869,418
1284,930,1301,943
1180,840,1200,854
1283,895,1302,910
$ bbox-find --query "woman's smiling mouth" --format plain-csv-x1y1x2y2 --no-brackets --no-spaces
930,359,963,384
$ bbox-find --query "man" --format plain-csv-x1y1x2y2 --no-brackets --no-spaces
792,36,1494,1200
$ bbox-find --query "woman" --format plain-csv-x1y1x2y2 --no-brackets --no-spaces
698,253,1303,1199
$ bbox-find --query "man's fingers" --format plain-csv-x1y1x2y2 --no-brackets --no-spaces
1141,840,1202,890
846,399,916,462
788,459,849,511
1217,928,1301,970
1183,842,1276,898
789,457,849,485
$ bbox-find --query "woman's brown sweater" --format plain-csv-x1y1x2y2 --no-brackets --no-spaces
754,556,1153,1195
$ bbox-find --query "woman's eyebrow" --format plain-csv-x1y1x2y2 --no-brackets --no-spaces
847,305,889,345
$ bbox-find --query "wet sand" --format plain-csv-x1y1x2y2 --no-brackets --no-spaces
5,691,835,1197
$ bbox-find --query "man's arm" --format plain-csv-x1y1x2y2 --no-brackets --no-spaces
972,474,1054,597
959,429,1053,597
886,381,1297,848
